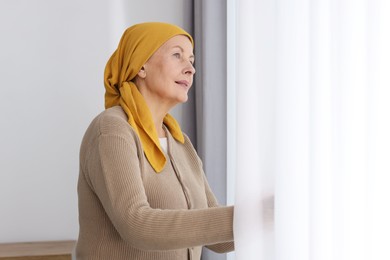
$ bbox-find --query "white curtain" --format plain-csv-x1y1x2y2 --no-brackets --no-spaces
231,0,390,259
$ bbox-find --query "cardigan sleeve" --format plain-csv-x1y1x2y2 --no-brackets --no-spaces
201,172,235,253
86,131,234,251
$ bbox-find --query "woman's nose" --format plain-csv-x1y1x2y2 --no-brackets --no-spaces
184,62,196,75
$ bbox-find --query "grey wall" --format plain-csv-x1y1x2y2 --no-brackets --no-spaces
0,0,193,243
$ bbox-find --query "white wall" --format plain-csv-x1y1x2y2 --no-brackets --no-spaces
0,0,191,243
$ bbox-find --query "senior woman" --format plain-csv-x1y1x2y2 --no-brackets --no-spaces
76,22,234,259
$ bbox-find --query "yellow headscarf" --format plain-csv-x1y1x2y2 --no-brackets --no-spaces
104,22,194,173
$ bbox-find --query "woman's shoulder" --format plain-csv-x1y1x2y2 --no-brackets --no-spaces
99,105,127,125
87,106,135,137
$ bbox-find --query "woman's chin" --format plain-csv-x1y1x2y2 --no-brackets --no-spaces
175,93,189,104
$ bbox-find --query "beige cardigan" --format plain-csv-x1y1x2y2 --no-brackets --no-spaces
76,106,234,259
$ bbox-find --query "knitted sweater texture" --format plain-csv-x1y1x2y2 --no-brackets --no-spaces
76,106,234,259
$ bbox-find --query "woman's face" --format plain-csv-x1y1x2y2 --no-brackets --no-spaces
137,35,195,108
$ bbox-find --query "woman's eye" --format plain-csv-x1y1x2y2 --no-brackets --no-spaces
173,53,181,58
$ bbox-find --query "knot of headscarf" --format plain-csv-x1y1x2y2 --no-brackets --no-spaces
104,22,193,173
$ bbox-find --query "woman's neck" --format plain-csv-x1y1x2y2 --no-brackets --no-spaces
148,105,169,138
136,84,173,138
154,117,166,138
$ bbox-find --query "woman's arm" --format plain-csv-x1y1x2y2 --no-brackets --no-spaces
201,172,235,253
85,131,233,251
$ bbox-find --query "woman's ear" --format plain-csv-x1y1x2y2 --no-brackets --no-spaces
137,66,146,78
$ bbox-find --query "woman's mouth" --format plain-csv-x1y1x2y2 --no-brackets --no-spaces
175,80,190,88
